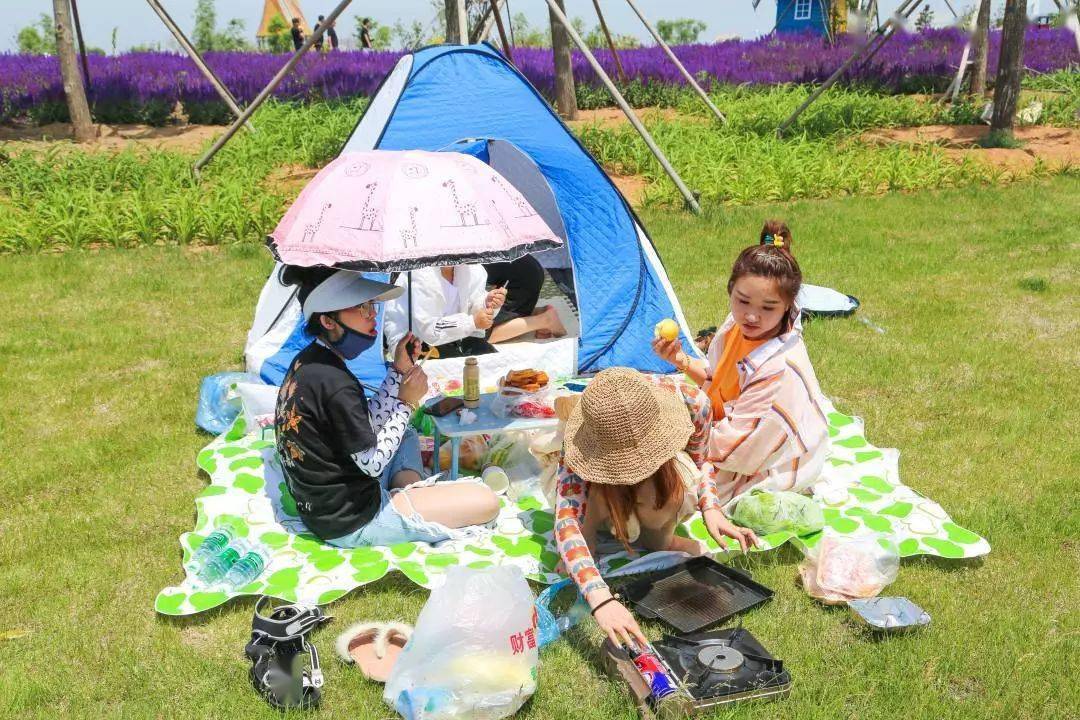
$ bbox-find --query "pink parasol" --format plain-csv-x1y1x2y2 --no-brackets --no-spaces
267,150,562,272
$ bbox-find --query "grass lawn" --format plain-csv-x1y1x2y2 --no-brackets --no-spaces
0,176,1077,719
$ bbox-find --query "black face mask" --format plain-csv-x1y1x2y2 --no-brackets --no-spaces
328,314,377,360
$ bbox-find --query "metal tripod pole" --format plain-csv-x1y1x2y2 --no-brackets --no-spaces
194,0,353,173
623,0,727,124
145,0,253,132
541,0,701,213
778,0,923,136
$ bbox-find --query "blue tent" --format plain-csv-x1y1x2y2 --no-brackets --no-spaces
246,43,696,386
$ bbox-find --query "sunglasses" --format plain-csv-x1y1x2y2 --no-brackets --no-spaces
356,301,380,319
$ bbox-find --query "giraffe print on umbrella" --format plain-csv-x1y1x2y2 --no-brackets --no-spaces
301,202,333,243
399,206,419,249
442,179,482,227
491,174,537,218
489,200,513,239
340,182,382,233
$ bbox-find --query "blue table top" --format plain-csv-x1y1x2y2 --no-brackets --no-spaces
430,392,562,437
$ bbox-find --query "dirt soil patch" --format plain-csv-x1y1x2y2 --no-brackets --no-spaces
566,107,690,130
0,122,221,153
860,124,1080,173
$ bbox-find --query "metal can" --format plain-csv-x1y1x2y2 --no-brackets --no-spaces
463,357,480,408
626,642,677,702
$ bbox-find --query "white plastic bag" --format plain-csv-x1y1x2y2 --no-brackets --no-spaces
490,382,556,419
384,566,539,720
799,535,899,605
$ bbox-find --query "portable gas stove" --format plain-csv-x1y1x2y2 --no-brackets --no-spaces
602,627,790,716
652,626,791,709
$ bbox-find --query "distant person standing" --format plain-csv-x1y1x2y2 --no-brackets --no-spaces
359,17,373,50
325,15,339,50
313,16,325,51
290,17,304,51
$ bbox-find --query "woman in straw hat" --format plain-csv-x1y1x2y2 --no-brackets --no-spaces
556,368,758,647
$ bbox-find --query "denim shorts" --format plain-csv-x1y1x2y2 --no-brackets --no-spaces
326,429,468,548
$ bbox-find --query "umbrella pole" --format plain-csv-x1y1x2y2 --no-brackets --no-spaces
408,271,413,334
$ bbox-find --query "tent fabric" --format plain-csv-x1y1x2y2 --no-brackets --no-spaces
797,283,860,318
343,43,696,373
247,42,697,383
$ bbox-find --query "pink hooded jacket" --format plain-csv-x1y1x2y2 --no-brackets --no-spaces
702,311,829,510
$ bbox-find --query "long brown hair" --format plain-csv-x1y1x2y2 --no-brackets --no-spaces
595,459,683,554
726,220,802,335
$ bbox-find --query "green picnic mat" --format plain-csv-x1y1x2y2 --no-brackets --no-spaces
155,398,988,616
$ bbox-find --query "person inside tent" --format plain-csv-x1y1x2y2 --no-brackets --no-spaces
274,266,500,547
554,368,759,647
483,255,567,341
651,220,830,508
383,261,566,359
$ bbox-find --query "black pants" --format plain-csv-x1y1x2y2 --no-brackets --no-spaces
483,254,545,327
434,336,497,359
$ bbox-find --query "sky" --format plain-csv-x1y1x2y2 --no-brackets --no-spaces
1,1,1040,54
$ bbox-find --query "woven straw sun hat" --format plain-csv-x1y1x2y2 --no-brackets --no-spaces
564,368,694,486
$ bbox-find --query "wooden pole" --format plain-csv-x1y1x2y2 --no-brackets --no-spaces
542,0,701,214
69,0,91,92
779,0,925,136
473,0,507,43
489,0,515,64
591,0,627,82
623,0,727,123
549,0,578,120
145,0,253,131
445,0,468,43
194,0,352,173
969,0,992,96
989,0,1027,135
52,0,95,142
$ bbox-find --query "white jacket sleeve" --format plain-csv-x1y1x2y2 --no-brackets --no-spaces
463,265,490,315
386,270,480,349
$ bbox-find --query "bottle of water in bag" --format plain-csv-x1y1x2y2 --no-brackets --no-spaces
224,550,268,589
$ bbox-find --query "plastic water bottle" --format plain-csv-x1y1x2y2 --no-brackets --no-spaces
188,527,235,571
195,546,241,586
224,550,267,589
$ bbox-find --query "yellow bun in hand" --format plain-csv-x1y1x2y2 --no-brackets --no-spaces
654,319,679,342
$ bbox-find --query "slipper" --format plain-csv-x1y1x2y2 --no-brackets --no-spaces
334,621,413,683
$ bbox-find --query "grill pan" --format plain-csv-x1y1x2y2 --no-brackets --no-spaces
616,557,774,633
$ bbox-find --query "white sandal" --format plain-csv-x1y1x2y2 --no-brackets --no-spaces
334,621,413,683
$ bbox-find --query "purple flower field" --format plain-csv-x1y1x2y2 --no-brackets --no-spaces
1,28,1074,125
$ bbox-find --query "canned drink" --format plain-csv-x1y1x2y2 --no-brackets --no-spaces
626,642,678,702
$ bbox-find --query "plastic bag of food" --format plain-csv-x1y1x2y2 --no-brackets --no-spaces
731,488,825,536
439,435,490,472
491,383,556,419
799,535,899,605
384,566,539,720
484,432,542,493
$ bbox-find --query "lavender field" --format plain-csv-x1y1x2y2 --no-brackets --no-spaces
1,28,1075,125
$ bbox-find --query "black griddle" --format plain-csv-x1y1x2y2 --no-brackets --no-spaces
615,557,774,633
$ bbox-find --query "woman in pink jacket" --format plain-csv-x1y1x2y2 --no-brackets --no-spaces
653,221,830,516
